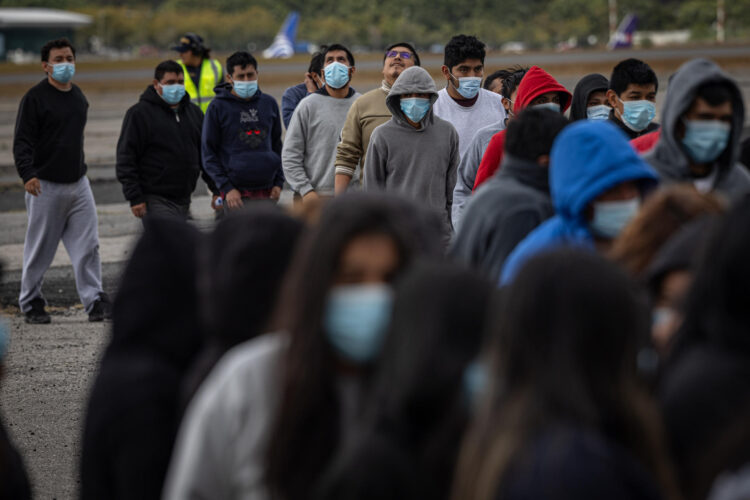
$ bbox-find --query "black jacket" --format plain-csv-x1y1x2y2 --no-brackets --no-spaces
116,86,215,206
451,154,553,281
0,416,31,500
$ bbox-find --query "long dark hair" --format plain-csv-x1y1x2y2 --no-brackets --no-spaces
264,193,443,500
315,261,494,500
452,249,678,500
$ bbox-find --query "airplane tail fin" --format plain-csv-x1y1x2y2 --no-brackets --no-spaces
608,13,638,49
262,12,299,59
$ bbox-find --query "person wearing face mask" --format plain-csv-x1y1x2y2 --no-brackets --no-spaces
605,58,660,139
172,33,224,114
570,73,610,121
500,120,658,285
451,67,528,232
644,59,750,202
364,66,459,240
13,38,110,324
116,60,215,221
433,35,506,159
451,108,569,280
283,44,361,206
202,51,284,211
162,193,444,500
334,42,420,195
472,66,572,191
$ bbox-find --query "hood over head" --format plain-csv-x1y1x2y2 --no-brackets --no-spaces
108,216,202,371
550,120,658,223
649,58,745,178
570,73,609,121
514,66,572,115
386,66,438,127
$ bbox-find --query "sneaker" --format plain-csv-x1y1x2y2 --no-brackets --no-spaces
88,294,113,322
25,297,51,324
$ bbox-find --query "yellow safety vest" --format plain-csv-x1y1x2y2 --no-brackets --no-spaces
177,58,223,113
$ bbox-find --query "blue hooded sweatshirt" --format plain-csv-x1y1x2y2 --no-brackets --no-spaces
500,120,658,285
202,83,284,193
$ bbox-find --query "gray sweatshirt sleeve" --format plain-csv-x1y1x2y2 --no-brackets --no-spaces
451,134,483,232
363,130,387,191
446,129,460,230
281,102,313,196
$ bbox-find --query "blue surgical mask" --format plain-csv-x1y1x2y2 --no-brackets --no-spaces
324,284,393,363
463,360,488,410
681,119,731,164
533,102,561,113
159,83,186,105
619,99,656,132
400,97,431,123
50,62,75,84
589,197,640,239
587,104,611,121
324,61,351,89
451,75,482,99
233,80,258,99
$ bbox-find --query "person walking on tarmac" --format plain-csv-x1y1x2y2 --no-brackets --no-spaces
172,33,224,113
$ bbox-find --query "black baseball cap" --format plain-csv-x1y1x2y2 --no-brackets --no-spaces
172,33,204,53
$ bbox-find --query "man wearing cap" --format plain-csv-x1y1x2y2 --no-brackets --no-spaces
172,33,224,113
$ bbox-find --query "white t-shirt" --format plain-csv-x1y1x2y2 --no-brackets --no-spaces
433,87,506,159
693,166,719,194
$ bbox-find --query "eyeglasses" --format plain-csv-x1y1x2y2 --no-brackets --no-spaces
385,50,413,59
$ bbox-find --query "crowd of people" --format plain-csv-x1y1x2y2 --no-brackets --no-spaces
3,30,750,499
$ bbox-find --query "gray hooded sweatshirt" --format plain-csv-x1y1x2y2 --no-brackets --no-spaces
644,58,750,202
364,66,459,233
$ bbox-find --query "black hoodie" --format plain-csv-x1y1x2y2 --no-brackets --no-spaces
570,74,609,121
116,86,214,206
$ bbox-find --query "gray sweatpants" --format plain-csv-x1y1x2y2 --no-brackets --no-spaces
19,176,103,313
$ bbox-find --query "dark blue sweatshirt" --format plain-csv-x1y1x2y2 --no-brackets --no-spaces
202,84,284,193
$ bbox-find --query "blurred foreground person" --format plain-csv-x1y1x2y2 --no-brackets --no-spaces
81,217,202,500
181,206,303,405
452,108,568,280
660,198,750,500
610,184,724,277
453,250,678,500
315,261,493,500
501,120,658,284
644,59,750,201
0,265,32,500
163,194,443,500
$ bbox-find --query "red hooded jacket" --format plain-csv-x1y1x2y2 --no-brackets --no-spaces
630,129,661,154
472,66,572,191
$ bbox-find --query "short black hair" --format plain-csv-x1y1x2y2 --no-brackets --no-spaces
155,60,183,81
383,42,421,67
484,69,511,90
505,108,569,163
308,46,327,75
325,43,355,67
502,67,529,99
609,58,658,96
444,34,485,70
695,81,733,106
41,38,75,62
226,51,258,76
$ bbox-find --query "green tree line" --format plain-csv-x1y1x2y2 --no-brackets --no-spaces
3,0,750,50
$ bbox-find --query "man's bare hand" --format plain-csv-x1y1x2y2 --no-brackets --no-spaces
24,178,41,196
270,186,282,200
304,72,321,93
131,202,147,218
226,189,243,210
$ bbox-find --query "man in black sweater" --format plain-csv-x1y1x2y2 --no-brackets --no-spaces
116,60,216,219
13,38,109,324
